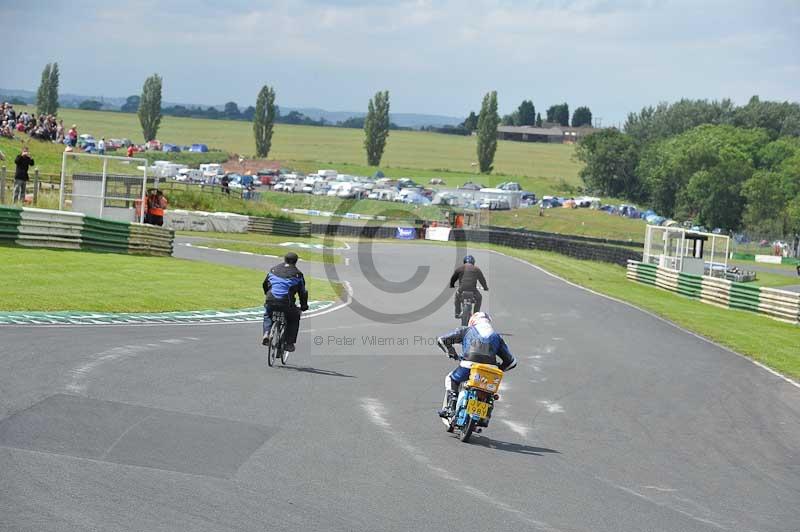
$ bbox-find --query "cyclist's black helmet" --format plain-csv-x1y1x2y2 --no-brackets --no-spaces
463,255,475,265
284,252,299,265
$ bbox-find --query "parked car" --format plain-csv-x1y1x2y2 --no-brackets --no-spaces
429,178,446,185
189,143,209,153
540,196,562,208
77,134,95,148
498,181,522,191
459,182,485,191
162,144,181,153
145,139,162,151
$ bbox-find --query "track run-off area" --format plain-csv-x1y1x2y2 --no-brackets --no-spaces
1,238,798,532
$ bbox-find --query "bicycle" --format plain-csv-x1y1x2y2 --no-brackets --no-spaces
266,311,289,366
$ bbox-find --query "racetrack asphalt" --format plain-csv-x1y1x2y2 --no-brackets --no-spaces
1,238,798,532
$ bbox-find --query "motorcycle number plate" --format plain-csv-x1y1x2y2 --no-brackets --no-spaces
466,399,489,418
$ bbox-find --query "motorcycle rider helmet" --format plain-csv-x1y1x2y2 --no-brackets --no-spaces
463,255,475,265
284,252,299,265
468,311,491,327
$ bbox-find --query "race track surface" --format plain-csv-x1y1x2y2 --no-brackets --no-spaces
1,240,798,532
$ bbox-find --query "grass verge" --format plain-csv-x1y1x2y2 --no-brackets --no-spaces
0,245,340,312
191,240,341,263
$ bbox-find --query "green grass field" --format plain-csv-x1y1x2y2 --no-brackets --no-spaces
191,239,340,264
7,105,582,189
0,245,340,312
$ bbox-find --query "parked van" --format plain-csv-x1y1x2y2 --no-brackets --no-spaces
199,164,224,180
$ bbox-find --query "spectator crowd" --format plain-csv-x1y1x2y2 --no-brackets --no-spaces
2,102,65,142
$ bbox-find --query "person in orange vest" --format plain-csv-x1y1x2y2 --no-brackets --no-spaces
147,190,168,226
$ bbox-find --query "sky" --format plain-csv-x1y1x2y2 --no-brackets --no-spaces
2,0,798,124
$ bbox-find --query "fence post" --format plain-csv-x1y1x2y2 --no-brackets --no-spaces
0,166,6,204
33,169,39,206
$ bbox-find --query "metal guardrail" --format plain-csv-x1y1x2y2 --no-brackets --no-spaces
627,260,800,324
0,205,173,256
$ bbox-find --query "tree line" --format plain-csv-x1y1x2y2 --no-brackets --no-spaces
454,100,592,132
576,97,800,235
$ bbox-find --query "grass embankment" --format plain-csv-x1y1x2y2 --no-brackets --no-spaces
0,246,340,312
8,106,582,191
178,231,348,247
191,240,340,264
486,207,647,242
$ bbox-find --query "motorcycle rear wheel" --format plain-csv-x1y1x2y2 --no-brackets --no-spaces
459,416,475,443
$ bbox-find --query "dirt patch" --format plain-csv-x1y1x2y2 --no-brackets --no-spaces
222,158,282,175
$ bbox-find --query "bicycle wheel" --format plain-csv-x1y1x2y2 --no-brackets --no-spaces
279,323,289,365
266,323,278,367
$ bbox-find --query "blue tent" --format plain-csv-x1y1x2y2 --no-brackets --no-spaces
162,144,180,153
190,144,209,153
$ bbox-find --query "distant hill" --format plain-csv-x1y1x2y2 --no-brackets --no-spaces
0,88,463,129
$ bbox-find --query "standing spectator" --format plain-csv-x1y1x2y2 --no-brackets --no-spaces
68,124,78,147
147,190,168,226
55,120,64,143
98,138,106,155
13,147,34,203
126,144,135,158
221,174,230,195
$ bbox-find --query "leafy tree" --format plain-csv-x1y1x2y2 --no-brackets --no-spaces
78,99,103,111
500,112,518,126
546,103,569,126
364,90,390,166
517,100,536,126
339,116,366,128
242,106,256,121
121,95,140,113
743,138,800,235
36,64,52,115
460,111,478,132
576,129,641,199
732,95,800,139
253,85,276,158
476,91,499,173
47,63,59,115
138,74,163,141
571,106,592,127
536,112,542,127
36,63,59,115
638,125,769,227
223,101,240,119
205,106,220,119
624,98,735,146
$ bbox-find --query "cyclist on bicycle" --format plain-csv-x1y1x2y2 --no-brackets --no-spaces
262,252,309,352
436,311,516,418
449,255,488,319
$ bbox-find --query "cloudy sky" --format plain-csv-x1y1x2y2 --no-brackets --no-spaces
2,0,798,123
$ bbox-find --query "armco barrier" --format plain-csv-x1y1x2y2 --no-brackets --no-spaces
627,260,800,324
0,206,173,257
484,225,644,249
308,223,642,266
248,216,311,237
17,208,85,250
81,216,130,253
129,223,174,256
0,205,22,242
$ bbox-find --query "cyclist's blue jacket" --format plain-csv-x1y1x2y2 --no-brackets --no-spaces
439,323,516,371
263,262,308,307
